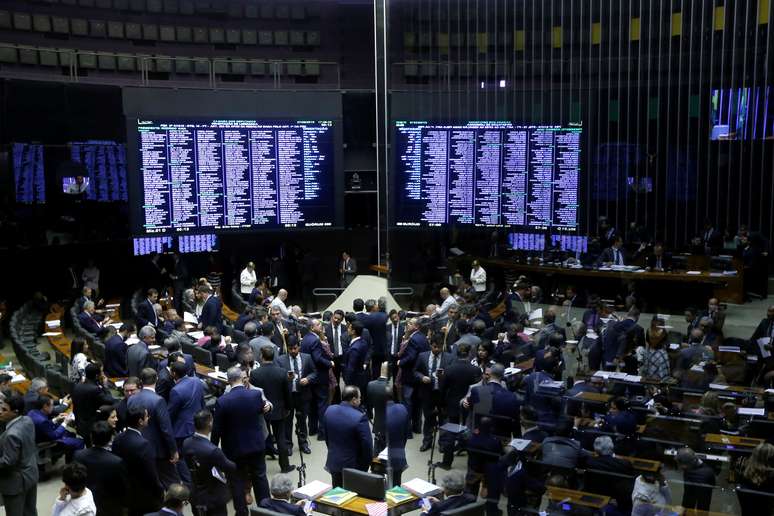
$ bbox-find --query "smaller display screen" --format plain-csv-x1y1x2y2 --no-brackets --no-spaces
133,236,173,256
63,176,90,194
179,234,218,253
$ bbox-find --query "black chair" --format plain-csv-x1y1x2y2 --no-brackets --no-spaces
736,486,774,516
440,500,486,516
190,346,213,367
250,508,290,516
215,353,231,371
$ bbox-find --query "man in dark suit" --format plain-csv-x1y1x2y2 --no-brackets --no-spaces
197,284,223,333
155,352,182,402
251,347,294,473
367,362,390,451
361,299,389,380
386,392,411,487
127,325,158,378
259,473,306,516
438,343,481,469
597,236,627,266
112,406,164,516
505,281,530,323
162,337,196,377
23,377,68,416
323,385,373,487
601,307,641,368
583,436,635,513
414,336,454,451
676,447,716,512
339,251,357,287
751,305,774,342
115,376,140,432
212,366,272,516
72,363,116,447
325,309,350,385
136,288,160,329
104,322,133,378
646,242,673,271
467,364,521,438
78,300,111,337
386,310,405,378
397,317,430,434
143,483,190,516
270,306,293,354
74,421,129,516
300,319,332,441
421,470,476,516
183,410,236,516
127,367,180,488
0,394,39,516
450,319,481,360
344,320,369,395
168,361,205,454
277,337,316,455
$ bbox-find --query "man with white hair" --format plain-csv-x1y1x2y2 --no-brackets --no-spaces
78,300,111,337
421,470,475,516
258,474,305,516
271,289,291,318
128,325,158,377
433,288,455,320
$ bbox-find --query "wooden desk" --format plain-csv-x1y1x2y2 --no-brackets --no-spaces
617,455,660,472
704,434,764,449
195,363,228,389
574,391,613,403
314,494,418,516
514,358,535,374
545,487,610,509
222,304,238,322
369,264,390,277
708,384,765,396
480,259,744,304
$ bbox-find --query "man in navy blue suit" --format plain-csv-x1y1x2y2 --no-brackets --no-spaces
601,307,641,369
104,322,133,378
397,317,430,434
168,362,205,453
277,337,316,455
300,319,331,441
197,284,223,333
323,385,373,487
183,410,236,516
74,421,128,516
344,321,369,394
135,288,160,329
259,474,306,516
112,406,164,516
414,335,454,451
421,470,476,516
468,364,521,438
386,391,411,487
211,366,273,516
126,368,180,488
78,300,111,337
361,299,390,380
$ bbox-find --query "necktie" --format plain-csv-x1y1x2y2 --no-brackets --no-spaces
292,356,300,392
333,326,339,355
430,354,438,388
656,257,661,269
392,325,398,354
615,250,621,265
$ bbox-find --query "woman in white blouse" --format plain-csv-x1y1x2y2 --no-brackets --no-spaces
51,463,97,516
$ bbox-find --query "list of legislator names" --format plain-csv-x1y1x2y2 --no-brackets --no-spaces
137,119,334,234
394,121,580,230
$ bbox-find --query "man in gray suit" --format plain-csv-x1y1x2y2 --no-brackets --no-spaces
249,322,281,359
128,325,158,377
450,320,481,360
0,394,38,516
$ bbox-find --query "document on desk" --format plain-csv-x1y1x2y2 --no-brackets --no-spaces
738,408,765,417
709,383,729,390
523,328,539,336
183,311,199,324
42,332,62,337
718,346,742,353
758,337,771,359
378,448,388,460
365,502,389,516
293,480,332,500
528,308,543,321
402,478,442,497
509,438,532,451
45,320,61,328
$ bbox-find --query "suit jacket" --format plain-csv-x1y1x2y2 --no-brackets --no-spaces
22,390,66,416
541,436,589,469
271,318,295,353
399,331,430,386
367,377,389,435
127,341,157,378
104,334,129,378
300,333,331,386
72,380,117,441
199,295,223,333
127,388,177,460
277,353,317,400
442,359,481,419
136,298,158,329
751,317,774,342
344,336,369,387
451,333,481,360
646,253,673,270
112,428,164,511
414,351,454,394
250,363,292,421
597,247,627,266
386,322,405,357
78,311,107,337
168,376,205,439
156,366,175,402
259,498,306,516
182,434,236,510
386,401,410,471
73,446,128,516
474,382,521,437
324,322,351,358
28,409,72,444
426,493,477,516
0,416,38,495
211,385,266,458
323,402,373,473
602,318,638,364
362,311,389,358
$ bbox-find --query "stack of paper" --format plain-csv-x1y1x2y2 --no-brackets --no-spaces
385,486,414,504
623,375,642,383
523,328,539,336
378,448,388,461
126,337,140,345
709,383,729,390
207,371,227,381
10,373,26,384
401,478,442,497
365,502,389,516
508,438,532,451
319,487,358,506
188,331,205,340
183,312,199,324
718,346,741,353
42,332,62,337
686,271,702,275
45,320,61,328
292,480,332,500
109,322,123,329
105,303,121,308
738,408,765,417
528,308,543,321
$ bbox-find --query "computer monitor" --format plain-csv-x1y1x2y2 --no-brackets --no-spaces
440,500,486,516
342,468,385,501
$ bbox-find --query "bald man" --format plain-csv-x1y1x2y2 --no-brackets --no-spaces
270,289,290,318
434,288,455,320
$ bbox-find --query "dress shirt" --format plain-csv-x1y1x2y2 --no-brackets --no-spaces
331,324,343,356
390,324,400,355
614,249,623,265
290,354,301,392
435,296,455,318
428,352,440,389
